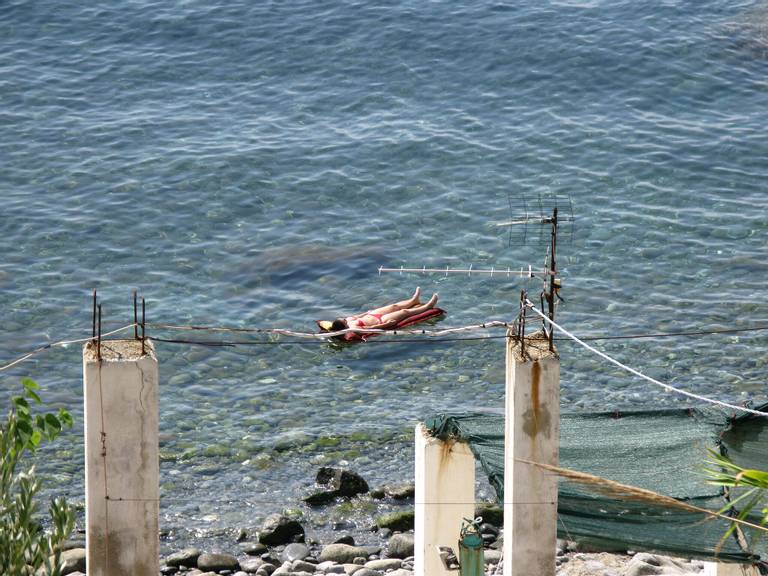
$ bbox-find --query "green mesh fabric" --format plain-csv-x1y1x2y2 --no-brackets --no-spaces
425,406,768,563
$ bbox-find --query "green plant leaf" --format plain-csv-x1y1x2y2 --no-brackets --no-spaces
44,413,61,434
29,429,42,448
13,397,30,416
57,408,73,428
21,378,39,392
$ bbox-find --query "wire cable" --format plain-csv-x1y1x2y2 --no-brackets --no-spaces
524,301,768,417
4,319,768,370
149,334,509,347
148,320,511,339
0,324,137,372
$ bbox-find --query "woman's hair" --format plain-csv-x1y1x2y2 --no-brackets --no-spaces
330,318,347,332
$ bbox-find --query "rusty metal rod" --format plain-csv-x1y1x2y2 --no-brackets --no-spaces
92,289,97,341
141,298,146,355
97,304,102,361
133,290,138,340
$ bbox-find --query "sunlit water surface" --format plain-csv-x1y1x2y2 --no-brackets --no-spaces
2,0,768,552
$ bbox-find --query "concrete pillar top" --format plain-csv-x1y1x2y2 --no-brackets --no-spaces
83,339,155,362
506,329,558,361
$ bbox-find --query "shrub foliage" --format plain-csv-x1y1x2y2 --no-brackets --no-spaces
0,378,75,576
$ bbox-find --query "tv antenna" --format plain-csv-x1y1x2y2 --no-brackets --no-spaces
378,193,571,352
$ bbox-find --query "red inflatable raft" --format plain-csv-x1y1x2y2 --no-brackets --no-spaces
317,307,446,342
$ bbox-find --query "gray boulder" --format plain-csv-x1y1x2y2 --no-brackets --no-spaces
319,544,373,565
351,570,382,576
387,533,414,559
624,553,691,576
45,548,86,576
166,547,202,568
240,557,265,573
293,559,318,572
272,560,293,576
259,513,305,546
281,542,310,562
197,552,240,572
241,542,269,556
387,570,415,576
364,559,402,571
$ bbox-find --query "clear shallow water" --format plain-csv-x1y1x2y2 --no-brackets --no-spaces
2,0,768,552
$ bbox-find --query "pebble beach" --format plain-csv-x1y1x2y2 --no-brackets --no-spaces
51,465,725,576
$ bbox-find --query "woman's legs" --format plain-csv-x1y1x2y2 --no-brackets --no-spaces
379,293,438,326
367,287,422,316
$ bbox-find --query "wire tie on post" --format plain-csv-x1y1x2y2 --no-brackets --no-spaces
468,264,472,277
378,266,383,276
445,265,449,277
400,266,403,275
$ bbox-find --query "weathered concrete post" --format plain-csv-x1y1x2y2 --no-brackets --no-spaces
83,339,159,576
415,423,475,576
504,331,560,576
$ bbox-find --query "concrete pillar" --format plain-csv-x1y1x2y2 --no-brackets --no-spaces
83,339,159,576
702,563,761,576
504,331,560,576
414,423,475,576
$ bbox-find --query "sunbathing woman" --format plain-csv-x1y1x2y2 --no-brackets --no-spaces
329,287,439,332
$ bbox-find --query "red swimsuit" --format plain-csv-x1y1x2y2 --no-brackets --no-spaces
354,312,384,328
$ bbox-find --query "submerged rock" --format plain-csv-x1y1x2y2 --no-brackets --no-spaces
375,511,414,532
259,513,305,546
306,467,370,506
240,542,268,556
370,483,414,501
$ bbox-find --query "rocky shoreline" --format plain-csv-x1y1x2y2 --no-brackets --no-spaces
53,467,713,576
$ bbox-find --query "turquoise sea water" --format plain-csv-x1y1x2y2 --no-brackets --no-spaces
2,0,768,551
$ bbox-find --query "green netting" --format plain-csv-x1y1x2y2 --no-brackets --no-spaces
425,405,768,563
